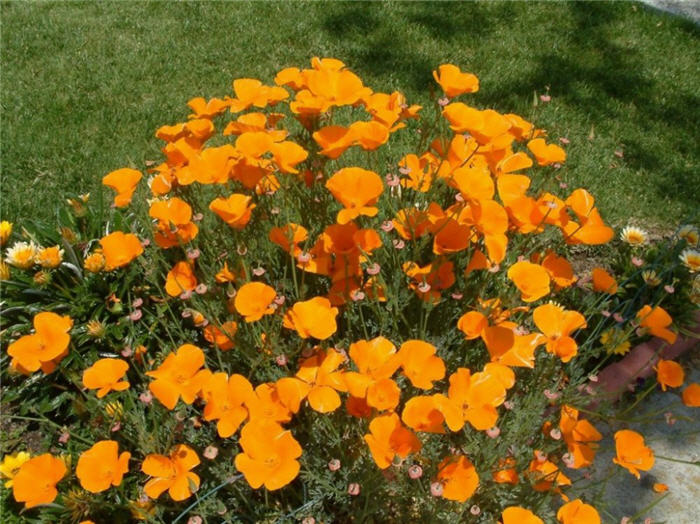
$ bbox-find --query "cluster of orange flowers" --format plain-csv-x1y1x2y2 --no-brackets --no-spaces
4,58,698,522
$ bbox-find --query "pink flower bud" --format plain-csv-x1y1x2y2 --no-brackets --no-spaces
470,506,481,516
187,249,201,260
417,282,431,293
540,94,551,102
129,309,143,321
347,483,360,496
351,290,365,302
297,252,311,263
203,446,219,460
58,431,70,444
664,285,675,294
486,426,500,438
121,346,133,358
385,174,400,187
559,137,570,145
366,263,381,276
111,422,121,432
275,354,288,367
139,391,153,405
187,517,203,524
179,290,193,300
613,313,624,323
550,428,562,440
132,297,143,308
252,267,266,276
544,389,559,400
438,96,450,107
392,239,405,250
430,482,443,497
141,238,151,247
380,221,394,232
237,245,248,256
451,292,463,300
274,295,286,305
328,459,341,472
408,465,423,479
631,256,644,267
193,213,204,222
195,284,208,295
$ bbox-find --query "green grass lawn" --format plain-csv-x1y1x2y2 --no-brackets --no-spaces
1,1,698,227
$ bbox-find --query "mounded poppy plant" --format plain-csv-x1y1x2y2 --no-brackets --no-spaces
142,444,200,501
76,440,130,493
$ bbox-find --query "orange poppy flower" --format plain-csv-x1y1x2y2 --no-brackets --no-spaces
202,372,254,437
403,259,455,303
187,96,229,119
432,218,471,255
325,167,384,224
344,337,402,411
234,419,302,490
613,429,654,478
165,261,197,297
313,125,356,159
556,499,601,524
223,112,287,139
228,78,289,113
637,305,677,345
533,303,587,362
442,104,511,145
496,151,533,176
559,406,602,468
401,395,447,433
436,455,479,502
457,311,488,340
209,194,256,229
269,223,308,256
492,457,519,485
528,451,571,491
682,383,700,407
146,344,210,410
398,153,434,192
653,483,669,493
142,444,200,501
507,261,551,302
527,138,566,166
7,311,73,373
349,120,391,151
541,252,576,288
103,168,142,207
655,359,684,391
12,454,66,508
283,296,338,340
397,340,445,390
245,383,292,424
234,282,277,322
305,67,369,107
279,348,347,413
99,232,144,271
82,358,129,398
393,207,432,240
561,189,614,245
501,507,544,524
450,165,494,202
364,413,421,469
149,197,198,248
203,321,238,351
215,262,237,283
591,267,618,293
76,440,130,493
433,64,479,98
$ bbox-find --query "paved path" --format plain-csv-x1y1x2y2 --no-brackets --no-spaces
640,0,700,23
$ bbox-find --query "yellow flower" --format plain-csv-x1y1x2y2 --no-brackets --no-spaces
84,251,105,273
33,270,51,286
0,451,31,488
620,226,648,246
680,249,700,272
678,225,699,246
104,401,124,419
0,260,10,280
5,241,38,268
641,270,661,287
0,221,12,245
600,328,631,356
86,319,106,339
37,246,64,269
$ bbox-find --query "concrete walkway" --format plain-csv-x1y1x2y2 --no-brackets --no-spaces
588,365,700,523
640,0,700,23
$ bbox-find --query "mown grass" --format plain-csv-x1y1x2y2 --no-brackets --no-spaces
1,1,698,226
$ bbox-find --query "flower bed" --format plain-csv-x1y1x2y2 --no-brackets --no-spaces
1,58,698,523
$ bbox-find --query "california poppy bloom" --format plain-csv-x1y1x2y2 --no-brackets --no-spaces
561,189,614,245
146,344,210,410
234,282,277,322
682,383,700,407
612,429,654,478
556,499,601,524
433,64,479,98
397,340,445,390
12,454,66,508
528,452,571,491
637,305,677,345
103,168,142,207
283,297,338,340
209,194,256,229
99,232,144,271
344,337,402,411
203,321,238,351
202,372,254,437
82,358,130,398
149,197,199,248
269,223,308,256
245,383,292,424
142,444,200,501
501,507,543,524
7,311,73,373
278,348,347,413
591,267,618,293
558,406,602,468
507,261,551,302
76,440,130,493
363,413,421,469
541,252,576,288
234,419,302,490
655,359,684,391
533,303,587,362
187,96,230,119
228,78,289,113
436,455,479,502
527,138,566,166
165,261,197,297
401,395,447,433
325,167,384,224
